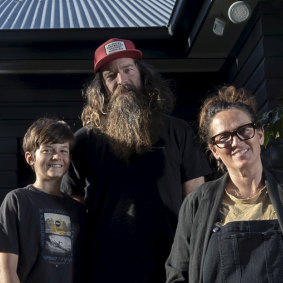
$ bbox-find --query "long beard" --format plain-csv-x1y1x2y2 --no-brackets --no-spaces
101,84,159,161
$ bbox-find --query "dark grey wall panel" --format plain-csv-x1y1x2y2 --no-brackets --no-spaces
244,60,265,94
1,89,82,102
0,172,17,188
226,19,263,83
233,39,264,89
263,36,283,57
0,138,17,153
225,6,283,112
261,15,283,35
266,79,283,108
0,155,17,170
253,81,268,113
0,103,82,120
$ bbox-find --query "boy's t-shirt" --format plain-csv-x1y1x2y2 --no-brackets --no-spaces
0,185,85,283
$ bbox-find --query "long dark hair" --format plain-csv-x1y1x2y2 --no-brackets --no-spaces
81,59,175,129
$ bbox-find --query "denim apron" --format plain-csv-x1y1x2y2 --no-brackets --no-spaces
203,220,283,283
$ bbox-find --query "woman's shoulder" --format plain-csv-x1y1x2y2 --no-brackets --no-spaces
184,174,227,203
264,167,283,188
178,175,227,222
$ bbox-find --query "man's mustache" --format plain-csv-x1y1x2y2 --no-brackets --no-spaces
113,84,137,96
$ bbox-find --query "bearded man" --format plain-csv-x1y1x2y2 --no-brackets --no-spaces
62,38,211,283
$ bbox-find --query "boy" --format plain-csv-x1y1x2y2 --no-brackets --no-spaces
0,118,85,283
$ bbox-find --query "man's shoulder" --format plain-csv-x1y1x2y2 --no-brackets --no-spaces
162,114,189,126
75,126,91,138
73,127,106,154
63,194,86,211
160,115,196,142
75,127,104,142
161,114,193,132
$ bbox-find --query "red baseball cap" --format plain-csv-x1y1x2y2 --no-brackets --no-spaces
94,38,143,72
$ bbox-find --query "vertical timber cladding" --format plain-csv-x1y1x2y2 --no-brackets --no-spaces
225,1,283,114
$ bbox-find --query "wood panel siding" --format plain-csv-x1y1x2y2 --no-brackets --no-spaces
225,4,283,114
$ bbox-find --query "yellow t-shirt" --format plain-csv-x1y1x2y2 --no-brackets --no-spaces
217,187,278,226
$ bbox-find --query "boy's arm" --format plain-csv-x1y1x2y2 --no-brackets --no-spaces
0,252,20,283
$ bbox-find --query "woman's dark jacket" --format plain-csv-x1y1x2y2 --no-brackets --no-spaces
165,168,283,283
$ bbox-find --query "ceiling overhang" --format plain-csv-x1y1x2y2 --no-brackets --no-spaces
0,0,263,73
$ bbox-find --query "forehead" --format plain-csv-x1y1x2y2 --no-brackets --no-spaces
39,142,70,148
210,109,252,134
102,57,136,72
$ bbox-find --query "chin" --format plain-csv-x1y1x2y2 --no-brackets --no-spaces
48,172,65,179
235,160,258,170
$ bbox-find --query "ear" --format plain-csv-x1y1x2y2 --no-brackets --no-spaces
257,127,264,146
209,144,221,160
25,152,35,166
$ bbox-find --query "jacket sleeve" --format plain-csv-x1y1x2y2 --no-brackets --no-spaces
165,195,195,282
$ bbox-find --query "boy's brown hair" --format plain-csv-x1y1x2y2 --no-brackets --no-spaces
22,118,75,157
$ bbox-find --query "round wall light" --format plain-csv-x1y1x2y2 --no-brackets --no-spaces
228,1,251,24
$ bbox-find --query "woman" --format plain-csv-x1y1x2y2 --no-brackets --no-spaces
165,86,283,282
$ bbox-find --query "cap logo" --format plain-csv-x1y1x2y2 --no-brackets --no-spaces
104,41,126,55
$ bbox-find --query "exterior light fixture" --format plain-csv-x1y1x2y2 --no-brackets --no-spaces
213,18,226,36
228,1,251,24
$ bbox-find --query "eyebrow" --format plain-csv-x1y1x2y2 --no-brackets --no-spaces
121,64,135,68
41,143,69,148
103,64,135,74
60,145,69,148
214,122,253,136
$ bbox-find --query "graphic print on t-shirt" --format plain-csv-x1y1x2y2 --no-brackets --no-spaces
40,209,73,265
45,213,71,254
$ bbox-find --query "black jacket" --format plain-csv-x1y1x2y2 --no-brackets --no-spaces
165,168,283,283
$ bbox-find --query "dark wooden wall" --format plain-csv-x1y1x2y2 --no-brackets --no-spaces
225,1,283,113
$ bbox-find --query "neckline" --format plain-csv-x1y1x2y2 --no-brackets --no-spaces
225,185,267,201
28,185,65,198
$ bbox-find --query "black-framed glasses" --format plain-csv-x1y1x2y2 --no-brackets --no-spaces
210,122,256,148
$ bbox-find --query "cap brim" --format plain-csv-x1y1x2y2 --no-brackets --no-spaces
95,49,142,72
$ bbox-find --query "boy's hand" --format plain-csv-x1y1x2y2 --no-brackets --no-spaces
71,194,85,205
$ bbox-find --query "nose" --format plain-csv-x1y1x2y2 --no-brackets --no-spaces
52,151,62,160
231,134,242,146
117,72,128,85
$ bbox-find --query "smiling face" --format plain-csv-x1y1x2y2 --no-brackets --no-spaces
26,142,70,185
209,109,264,174
102,57,142,96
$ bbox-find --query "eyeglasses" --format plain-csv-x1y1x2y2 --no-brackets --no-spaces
210,122,256,148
